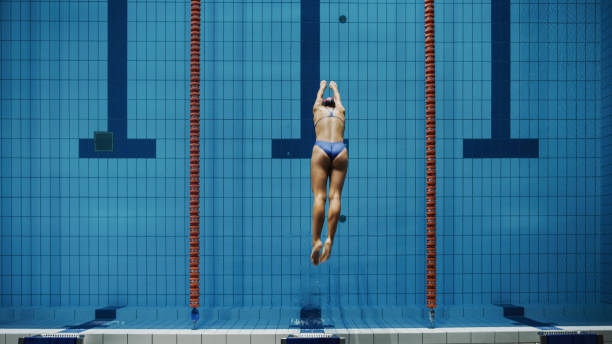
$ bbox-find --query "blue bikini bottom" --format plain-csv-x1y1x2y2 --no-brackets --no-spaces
314,140,347,160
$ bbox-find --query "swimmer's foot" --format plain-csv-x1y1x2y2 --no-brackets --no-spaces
319,238,333,264
311,240,323,266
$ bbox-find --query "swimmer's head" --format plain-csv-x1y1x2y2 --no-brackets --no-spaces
322,97,335,108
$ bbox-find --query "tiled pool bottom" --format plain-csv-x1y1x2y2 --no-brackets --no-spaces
0,306,611,343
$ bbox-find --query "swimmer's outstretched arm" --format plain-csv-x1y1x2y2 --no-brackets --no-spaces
314,80,327,110
329,81,344,111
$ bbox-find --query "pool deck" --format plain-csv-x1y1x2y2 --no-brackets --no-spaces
2,326,612,344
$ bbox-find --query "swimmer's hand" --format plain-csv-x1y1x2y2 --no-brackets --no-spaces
329,81,337,89
320,80,327,89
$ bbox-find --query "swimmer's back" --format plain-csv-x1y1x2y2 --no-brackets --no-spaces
313,104,346,142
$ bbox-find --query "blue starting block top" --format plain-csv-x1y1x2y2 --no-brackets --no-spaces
539,331,601,344
19,334,83,344
282,334,344,344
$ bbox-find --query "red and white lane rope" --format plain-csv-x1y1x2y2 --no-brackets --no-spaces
189,0,201,310
424,0,437,313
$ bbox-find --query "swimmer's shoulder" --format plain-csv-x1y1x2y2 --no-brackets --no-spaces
336,105,346,116
313,103,327,116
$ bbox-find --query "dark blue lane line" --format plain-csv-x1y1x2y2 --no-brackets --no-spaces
499,304,561,331
79,0,156,158
59,306,123,333
288,306,334,333
94,306,120,321
272,1,347,159
271,1,319,158
463,0,538,158
299,307,324,332
286,307,340,344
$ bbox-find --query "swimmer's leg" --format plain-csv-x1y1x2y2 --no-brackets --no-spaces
320,148,348,264
311,145,331,266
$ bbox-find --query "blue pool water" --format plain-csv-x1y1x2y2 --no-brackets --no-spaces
1,0,611,329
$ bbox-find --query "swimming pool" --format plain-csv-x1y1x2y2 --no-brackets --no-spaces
1,0,611,342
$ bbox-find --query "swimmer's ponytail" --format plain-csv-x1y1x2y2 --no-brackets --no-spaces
322,97,335,108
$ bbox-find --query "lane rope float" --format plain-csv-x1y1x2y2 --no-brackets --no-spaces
189,0,201,328
424,0,437,328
